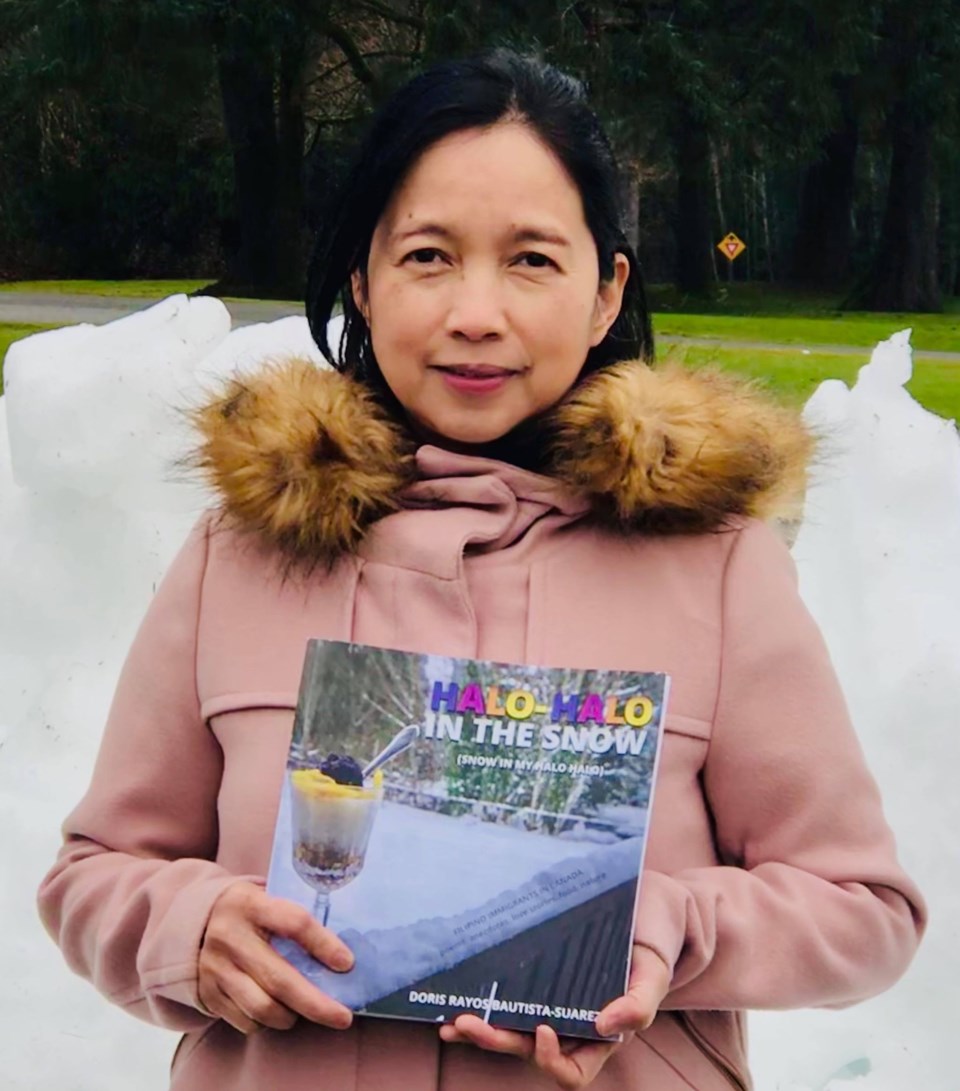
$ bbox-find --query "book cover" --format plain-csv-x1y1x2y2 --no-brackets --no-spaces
266,640,668,1040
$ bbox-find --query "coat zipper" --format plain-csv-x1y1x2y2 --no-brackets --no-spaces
675,1013,750,1091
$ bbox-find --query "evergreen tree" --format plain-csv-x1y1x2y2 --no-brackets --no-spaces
848,0,960,311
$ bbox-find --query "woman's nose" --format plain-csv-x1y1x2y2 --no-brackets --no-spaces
443,268,508,341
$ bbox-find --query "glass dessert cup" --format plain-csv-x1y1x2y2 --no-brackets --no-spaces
289,768,383,927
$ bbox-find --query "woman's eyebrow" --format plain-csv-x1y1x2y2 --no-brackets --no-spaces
391,223,571,247
511,227,571,248
391,223,452,244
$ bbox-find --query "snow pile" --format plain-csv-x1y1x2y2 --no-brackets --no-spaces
750,330,960,1091
0,296,327,1089
1,301,956,1089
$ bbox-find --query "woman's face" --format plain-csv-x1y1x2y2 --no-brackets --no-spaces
353,122,629,447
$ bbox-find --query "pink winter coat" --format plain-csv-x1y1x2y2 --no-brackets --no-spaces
38,360,926,1091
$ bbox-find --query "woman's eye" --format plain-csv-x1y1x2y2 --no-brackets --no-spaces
404,248,446,265
514,252,557,269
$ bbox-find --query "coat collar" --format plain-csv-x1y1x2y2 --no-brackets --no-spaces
189,357,811,567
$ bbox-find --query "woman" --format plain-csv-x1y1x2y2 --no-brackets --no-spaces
38,50,925,1091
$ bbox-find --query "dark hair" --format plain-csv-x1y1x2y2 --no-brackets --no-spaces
306,48,654,397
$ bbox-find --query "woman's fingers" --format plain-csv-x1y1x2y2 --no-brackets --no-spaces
228,920,354,1029
435,946,671,1088
438,1018,622,1090
237,943,353,1029
199,882,354,1031
595,989,655,1036
253,895,355,972
435,951,669,1088
595,946,671,1036
216,964,299,1031
200,981,264,1036
440,1014,535,1059
532,1025,621,1091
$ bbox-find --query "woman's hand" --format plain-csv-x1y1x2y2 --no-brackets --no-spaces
198,881,355,1035
438,947,671,1090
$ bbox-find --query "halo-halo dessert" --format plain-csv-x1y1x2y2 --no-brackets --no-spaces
290,756,383,905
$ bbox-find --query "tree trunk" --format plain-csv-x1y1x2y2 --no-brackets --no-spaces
759,169,774,282
619,159,641,252
792,112,859,287
674,114,714,296
941,155,960,298
216,23,279,293
709,143,724,283
274,28,308,298
859,109,940,312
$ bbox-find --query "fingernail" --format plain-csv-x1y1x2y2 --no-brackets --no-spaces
332,949,354,972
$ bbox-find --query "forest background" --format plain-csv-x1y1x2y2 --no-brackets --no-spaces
2,0,959,313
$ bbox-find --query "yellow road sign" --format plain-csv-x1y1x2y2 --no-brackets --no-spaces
717,232,746,262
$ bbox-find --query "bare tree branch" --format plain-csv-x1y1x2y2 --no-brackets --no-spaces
321,21,377,90
355,0,425,31
309,48,414,86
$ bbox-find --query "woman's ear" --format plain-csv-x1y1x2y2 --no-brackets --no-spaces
590,253,630,346
350,269,370,323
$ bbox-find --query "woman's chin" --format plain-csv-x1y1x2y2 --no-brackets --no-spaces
410,416,520,452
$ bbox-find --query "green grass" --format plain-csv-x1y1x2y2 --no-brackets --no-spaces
654,312,960,353
0,324,58,395
648,281,960,316
649,283,960,354
649,282,847,315
662,343,960,424
220,295,303,306
0,279,215,298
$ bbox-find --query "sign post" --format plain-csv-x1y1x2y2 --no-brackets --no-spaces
716,232,746,282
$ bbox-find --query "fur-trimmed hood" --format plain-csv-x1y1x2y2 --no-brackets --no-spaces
189,358,812,566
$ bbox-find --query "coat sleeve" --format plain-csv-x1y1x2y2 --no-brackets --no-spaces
634,519,927,1011
37,516,255,1031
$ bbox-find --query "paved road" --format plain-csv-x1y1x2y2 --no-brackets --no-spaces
3,291,959,361
0,291,303,328
657,334,960,361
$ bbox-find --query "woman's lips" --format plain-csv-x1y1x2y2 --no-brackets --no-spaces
432,364,518,395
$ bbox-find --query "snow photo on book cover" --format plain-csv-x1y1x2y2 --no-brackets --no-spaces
267,640,668,1040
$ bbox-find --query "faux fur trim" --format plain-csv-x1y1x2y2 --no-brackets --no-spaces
189,357,812,562
549,361,813,533
188,360,416,567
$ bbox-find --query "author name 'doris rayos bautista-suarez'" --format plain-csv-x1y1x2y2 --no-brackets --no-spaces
423,681,656,757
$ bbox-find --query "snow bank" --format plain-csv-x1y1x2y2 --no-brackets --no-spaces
749,330,960,1091
1,301,955,1089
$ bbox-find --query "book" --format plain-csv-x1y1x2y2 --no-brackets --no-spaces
266,639,668,1041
